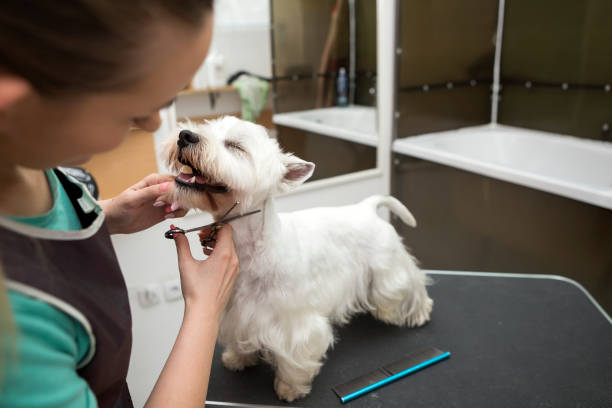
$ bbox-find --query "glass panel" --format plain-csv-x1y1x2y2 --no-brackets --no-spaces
272,0,349,113
274,78,321,113
397,0,498,137
277,126,376,182
271,0,349,78
397,84,491,137
499,0,612,140
354,0,377,107
271,0,378,181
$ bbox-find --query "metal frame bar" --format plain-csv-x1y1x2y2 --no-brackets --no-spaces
491,0,506,124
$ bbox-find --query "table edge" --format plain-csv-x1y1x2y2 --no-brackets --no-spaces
425,270,612,325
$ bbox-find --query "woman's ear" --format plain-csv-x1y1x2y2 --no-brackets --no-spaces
0,74,31,113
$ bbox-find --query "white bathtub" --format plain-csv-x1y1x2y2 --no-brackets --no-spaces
273,106,378,147
393,124,612,210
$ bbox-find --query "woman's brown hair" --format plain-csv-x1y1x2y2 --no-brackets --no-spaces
0,0,213,96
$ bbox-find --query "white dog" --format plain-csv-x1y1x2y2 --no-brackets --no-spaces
163,116,433,402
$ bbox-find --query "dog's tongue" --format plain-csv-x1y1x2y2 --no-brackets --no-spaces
177,172,193,182
178,172,209,184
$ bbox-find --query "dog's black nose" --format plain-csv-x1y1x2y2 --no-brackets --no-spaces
178,130,200,148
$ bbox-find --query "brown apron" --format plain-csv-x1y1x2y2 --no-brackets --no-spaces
0,169,133,408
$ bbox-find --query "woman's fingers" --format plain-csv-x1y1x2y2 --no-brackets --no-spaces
207,225,234,260
131,173,174,190
198,226,215,240
173,209,188,218
177,224,234,263
214,224,233,246
172,229,194,269
202,241,216,256
198,226,218,255
133,182,171,207
172,223,239,309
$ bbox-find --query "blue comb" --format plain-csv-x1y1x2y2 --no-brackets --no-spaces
332,346,451,403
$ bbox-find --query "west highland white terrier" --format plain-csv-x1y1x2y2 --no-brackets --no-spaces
162,116,433,402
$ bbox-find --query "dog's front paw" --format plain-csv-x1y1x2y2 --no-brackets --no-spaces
274,377,310,402
222,349,259,371
374,295,433,328
407,296,433,328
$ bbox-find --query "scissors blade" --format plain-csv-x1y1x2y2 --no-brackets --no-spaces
218,209,262,224
219,201,240,220
165,209,261,238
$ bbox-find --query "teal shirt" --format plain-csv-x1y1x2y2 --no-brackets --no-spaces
1,169,98,407
7,169,82,231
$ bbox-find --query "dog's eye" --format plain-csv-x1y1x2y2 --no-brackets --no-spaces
224,140,244,152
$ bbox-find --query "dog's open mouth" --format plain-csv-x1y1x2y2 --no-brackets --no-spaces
174,162,229,194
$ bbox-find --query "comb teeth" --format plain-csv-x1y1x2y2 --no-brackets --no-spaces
332,347,451,403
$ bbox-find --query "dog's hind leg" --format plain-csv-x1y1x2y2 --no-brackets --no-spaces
268,314,334,402
368,245,433,328
222,347,259,371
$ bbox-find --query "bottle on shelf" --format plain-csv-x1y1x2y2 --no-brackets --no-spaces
336,67,348,107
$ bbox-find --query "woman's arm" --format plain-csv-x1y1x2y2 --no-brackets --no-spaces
145,225,239,408
144,302,220,407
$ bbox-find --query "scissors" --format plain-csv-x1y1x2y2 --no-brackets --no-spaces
164,202,261,247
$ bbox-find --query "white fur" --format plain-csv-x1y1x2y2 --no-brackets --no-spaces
164,116,433,402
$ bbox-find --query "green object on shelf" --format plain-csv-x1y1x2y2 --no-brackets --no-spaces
233,74,270,122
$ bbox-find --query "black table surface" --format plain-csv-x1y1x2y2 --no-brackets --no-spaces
206,271,612,407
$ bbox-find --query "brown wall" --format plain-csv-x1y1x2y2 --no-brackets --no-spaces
396,0,498,137
392,155,612,313
276,126,376,181
499,0,612,140
396,0,612,140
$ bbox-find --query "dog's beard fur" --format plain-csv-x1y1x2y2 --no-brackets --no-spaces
165,133,234,213
162,116,433,402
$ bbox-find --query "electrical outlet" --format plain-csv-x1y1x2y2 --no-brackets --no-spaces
163,280,183,302
137,284,163,307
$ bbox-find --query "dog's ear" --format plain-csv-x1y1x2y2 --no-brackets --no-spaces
280,153,315,191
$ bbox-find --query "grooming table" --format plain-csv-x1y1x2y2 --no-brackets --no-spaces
205,271,612,407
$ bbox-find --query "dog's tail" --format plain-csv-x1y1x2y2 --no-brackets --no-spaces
363,195,417,227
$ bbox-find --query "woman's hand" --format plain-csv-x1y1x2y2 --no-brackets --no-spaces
172,224,239,320
99,173,186,235
145,225,239,408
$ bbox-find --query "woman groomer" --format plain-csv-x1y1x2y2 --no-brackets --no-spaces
0,1,239,407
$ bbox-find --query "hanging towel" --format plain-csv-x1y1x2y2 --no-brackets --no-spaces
232,74,270,122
